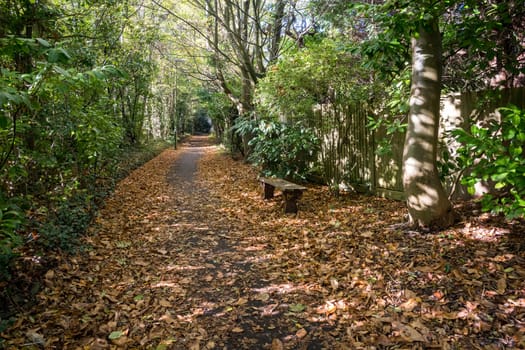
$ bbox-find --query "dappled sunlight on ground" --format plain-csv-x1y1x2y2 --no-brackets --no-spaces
196,148,525,348
2,136,525,349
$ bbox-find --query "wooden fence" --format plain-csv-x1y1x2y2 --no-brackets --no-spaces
313,102,374,193
313,87,525,200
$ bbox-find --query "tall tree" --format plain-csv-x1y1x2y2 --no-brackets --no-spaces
403,16,455,228
151,0,316,152
314,0,524,228
310,0,456,228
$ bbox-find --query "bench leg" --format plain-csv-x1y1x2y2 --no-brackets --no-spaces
263,183,275,199
283,190,303,214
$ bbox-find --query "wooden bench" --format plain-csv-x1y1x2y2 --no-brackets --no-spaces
259,177,306,213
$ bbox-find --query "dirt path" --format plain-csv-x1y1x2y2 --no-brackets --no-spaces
2,136,327,349
159,136,320,349
3,136,525,349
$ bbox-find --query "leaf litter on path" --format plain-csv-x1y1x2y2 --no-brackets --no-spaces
2,136,525,349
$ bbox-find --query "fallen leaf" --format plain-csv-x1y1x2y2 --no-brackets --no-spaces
204,275,214,282
261,303,279,316
392,321,426,342
400,298,419,312
317,301,337,314
231,327,244,333
404,289,417,299
271,338,284,350
432,290,445,300
289,303,306,313
159,299,172,307
110,335,129,346
257,293,270,301
159,312,177,324
108,331,123,340
236,297,249,305
497,277,506,294
134,259,148,266
296,328,307,338
360,231,373,238
330,277,339,290
26,330,45,346
44,269,55,280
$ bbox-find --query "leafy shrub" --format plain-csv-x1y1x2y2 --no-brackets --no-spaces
255,37,374,123
38,140,170,252
38,193,94,251
234,118,320,181
0,197,24,279
453,105,525,219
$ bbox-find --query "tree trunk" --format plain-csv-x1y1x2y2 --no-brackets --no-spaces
269,0,286,64
402,18,456,229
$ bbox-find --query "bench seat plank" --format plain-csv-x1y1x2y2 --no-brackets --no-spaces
260,177,306,191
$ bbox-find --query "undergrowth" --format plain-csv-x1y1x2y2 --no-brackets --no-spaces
0,140,170,335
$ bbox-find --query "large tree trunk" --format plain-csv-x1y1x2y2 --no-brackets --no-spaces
402,18,456,229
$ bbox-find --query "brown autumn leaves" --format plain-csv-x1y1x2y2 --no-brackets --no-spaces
2,136,525,349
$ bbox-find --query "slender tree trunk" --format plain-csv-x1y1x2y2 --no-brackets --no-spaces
402,18,456,229
269,0,285,64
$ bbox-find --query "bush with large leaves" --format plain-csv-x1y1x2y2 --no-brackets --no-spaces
454,105,525,219
234,118,320,181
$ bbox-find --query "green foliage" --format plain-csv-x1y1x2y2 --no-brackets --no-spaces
441,1,525,90
38,193,93,251
256,37,374,123
453,105,525,219
0,0,166,276
198,90,235,142
0,196,23,279
234,117,320,181
361,41,410,157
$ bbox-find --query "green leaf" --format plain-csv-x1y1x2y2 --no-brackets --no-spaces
512,113,521,127
503,128,516,140
36,38,51,48
495,182,506,189
510,145,522,158
108,331,123,340
101,65,128,78
491,172,509,182
52,65,71,77
0,115,6,129
289,303,306,312
47,48,71,64
0,91,22,106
